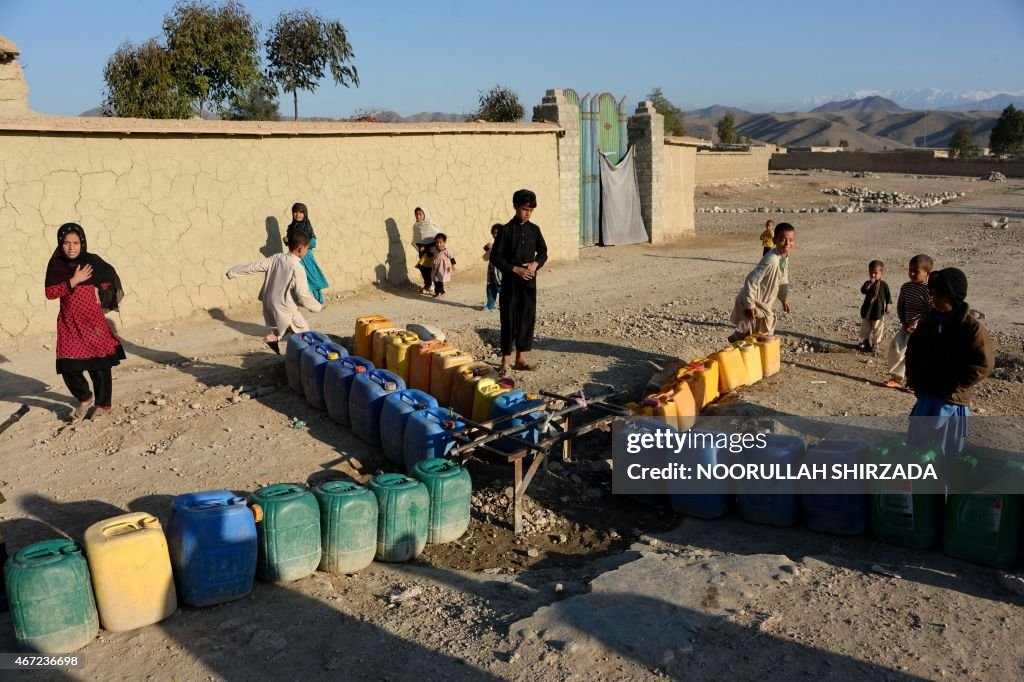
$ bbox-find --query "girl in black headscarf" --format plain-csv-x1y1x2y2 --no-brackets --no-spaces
44,223,126,420
283,202,329,304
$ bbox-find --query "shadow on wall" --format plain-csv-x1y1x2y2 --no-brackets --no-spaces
384,218,409,286
260,216,283,258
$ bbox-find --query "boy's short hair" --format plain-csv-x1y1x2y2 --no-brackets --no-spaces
869,259,884,271
773,222,795,239
287,230,310,250
766,219,775,227
513,189,537,208
909,254,934,272
434,232,447,242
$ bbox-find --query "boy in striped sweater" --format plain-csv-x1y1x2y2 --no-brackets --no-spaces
885,254,933,389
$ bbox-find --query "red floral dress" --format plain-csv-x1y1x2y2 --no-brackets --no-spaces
45,280,125,373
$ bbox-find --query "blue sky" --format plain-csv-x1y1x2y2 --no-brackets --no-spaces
2,0,1023,117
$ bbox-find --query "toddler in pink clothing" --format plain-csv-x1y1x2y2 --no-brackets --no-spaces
431,233,456,298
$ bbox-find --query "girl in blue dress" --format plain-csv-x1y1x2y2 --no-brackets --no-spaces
284,202,329,304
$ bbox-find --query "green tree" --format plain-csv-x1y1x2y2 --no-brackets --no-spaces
102,38,193,118
474,85,525,122
646,87,685,136
839,139,849,149
989,104,1024,156
716,112,738,144
163,0,261,117
224,77,280,120
948,124,978,158
265,9,359,121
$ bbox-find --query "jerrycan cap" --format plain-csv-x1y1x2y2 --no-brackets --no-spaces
498,377,516,389
641,397,660,407
688,361,705,371
383,381,398,391
442,420,458,429
140,516,161,529
355,365,367,373
327,352,340,361
757,334,776,342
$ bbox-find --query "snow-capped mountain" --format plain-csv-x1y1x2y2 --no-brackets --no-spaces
761,89,1024,113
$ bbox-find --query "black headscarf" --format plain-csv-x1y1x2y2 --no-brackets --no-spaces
45,223,124,312
286,202,315,240
929,267,968,307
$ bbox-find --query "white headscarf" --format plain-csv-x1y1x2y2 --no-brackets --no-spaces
412,206,440,245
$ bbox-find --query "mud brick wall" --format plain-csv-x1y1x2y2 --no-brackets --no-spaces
0,119,571,344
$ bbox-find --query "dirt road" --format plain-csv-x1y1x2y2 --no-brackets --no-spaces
0,171,1021,680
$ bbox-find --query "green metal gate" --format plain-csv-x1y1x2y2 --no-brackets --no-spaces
564,89,629,246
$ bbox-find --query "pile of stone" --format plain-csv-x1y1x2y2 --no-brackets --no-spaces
983,216,1012,229
820,186,963,208
984,171,1007,182
698,205,890,214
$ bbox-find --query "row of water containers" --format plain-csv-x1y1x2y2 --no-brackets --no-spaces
623,419,1024,570
286,316,546,470
631,336,782,430
5,464,470,654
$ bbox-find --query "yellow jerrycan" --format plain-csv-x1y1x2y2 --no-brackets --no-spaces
710,346,748,393
84,512,177,632
354,315,393,359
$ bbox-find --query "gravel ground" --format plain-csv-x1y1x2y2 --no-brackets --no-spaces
0,171,1022,681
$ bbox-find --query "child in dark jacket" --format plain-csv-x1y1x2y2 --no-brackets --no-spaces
905,267,994,459
858,260,891,352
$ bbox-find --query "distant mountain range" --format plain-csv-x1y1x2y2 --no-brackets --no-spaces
80,92,1018,151
683,96,1001,151
772,89,1024,114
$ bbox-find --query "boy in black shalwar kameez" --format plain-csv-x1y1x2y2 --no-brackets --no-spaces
490,189,548,376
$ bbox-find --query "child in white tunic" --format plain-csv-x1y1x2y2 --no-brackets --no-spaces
729,223,796,341
226,230,322,353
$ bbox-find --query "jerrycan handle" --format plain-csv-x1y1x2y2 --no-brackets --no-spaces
261,484,305,498
102,516,161,536
20,543,78,564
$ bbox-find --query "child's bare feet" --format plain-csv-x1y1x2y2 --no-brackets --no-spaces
264,334,281,354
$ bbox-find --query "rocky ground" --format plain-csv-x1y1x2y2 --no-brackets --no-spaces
0,171,1022,681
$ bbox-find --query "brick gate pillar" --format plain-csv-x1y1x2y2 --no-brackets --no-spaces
628,100,664,242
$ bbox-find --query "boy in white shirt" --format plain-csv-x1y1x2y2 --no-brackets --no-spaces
226,230,322,353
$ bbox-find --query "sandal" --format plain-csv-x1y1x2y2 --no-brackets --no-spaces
883,379,903,389
512,362,539,372
265,339,281,355
72,397,94,420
